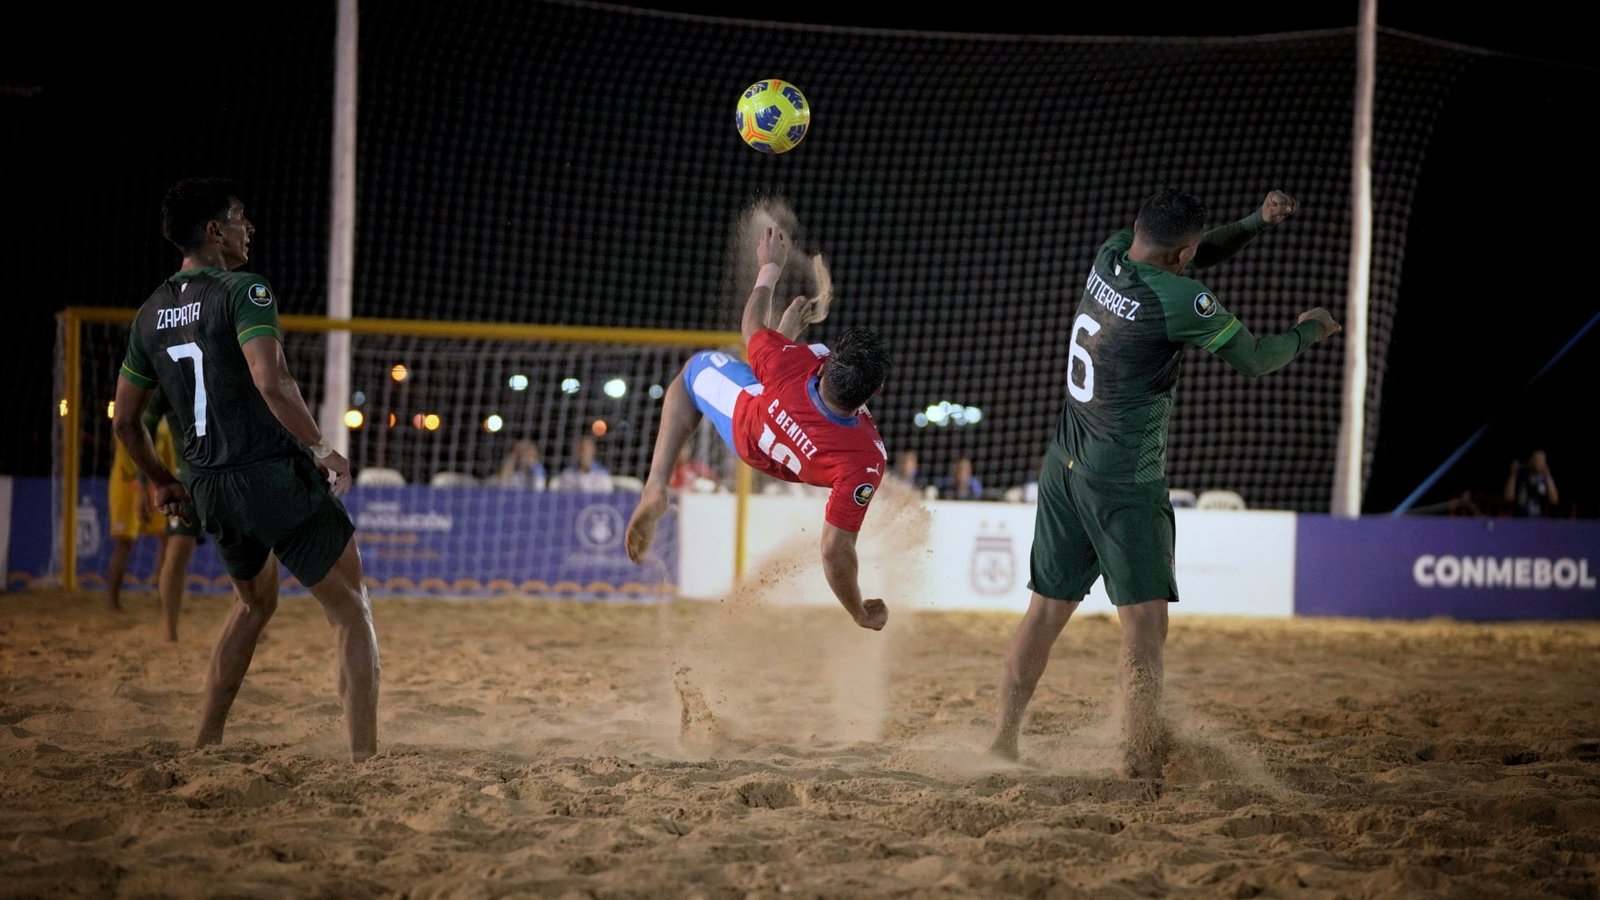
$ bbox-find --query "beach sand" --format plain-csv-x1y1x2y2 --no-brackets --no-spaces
2,588,1597,898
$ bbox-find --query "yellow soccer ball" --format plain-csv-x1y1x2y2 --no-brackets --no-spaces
735,79,811,154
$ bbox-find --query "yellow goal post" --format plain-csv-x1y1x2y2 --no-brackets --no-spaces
56,306,751,591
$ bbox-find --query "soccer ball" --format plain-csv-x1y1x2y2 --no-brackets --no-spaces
735,79,810,154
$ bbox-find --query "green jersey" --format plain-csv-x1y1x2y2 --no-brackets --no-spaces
1053,222,1315,482
119,267,301,471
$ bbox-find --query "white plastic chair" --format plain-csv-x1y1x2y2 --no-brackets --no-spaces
429,470,477,488
1196,489,1246,511
355,466,406,487
1003,486,1024,503
1169,488,1197,508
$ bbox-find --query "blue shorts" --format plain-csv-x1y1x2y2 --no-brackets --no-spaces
684,350,762,449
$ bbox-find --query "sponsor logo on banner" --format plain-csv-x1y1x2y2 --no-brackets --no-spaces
355,501,453,532
970,522,1016,596
1413,555,1596,590
576,505,625,550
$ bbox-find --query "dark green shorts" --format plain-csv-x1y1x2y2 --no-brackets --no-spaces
189,453,354,586
1027,447,1178,606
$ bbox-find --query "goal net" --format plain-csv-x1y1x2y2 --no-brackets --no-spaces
50,312,738,596
26,1,1503,598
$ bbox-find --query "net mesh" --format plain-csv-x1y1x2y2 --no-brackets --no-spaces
353,6,1472,511
36,2,1497,527
55,318,717,591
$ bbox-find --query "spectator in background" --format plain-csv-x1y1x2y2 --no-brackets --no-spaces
106,399,175,612
890,449,924,491
495,439,547,490
1505,449,1560,518
939,456,984,501
669,444,719,492
146,388,205,642
558,434,613,492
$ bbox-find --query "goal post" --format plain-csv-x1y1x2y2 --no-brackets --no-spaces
54,307,745,593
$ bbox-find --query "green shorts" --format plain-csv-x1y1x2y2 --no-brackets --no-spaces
1027,447,1178,606
188,453,355,586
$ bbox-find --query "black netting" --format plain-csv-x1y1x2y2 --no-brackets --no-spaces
34,2,1539,513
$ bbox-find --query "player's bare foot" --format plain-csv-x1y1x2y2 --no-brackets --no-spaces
987,736,1020,762
625,486,669,562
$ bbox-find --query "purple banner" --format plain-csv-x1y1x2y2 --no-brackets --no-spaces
1296,515,1600,620
7,478,676,599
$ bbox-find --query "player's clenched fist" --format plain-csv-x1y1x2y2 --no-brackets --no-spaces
855,598,888,631
1260,190,1300,224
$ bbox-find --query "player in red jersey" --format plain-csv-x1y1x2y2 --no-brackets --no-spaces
626,227,893,630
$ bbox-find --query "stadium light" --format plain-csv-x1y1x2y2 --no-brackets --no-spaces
922,400,983,428
648,384,665,400
343,409,365,429
560,377,581,395
58,399,68,418
592,419,608,437
106,400,115,419
508,374,529,391
351,390,366,407
484,414,504,433
387,412,397,428
603,378,627,399
390,364,409,382
423,413,441,432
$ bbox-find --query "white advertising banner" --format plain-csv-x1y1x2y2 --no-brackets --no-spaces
676,493,1296,617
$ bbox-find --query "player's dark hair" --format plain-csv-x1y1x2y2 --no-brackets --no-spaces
1136,188,1208,249
821,328,890,411
162,177,242,251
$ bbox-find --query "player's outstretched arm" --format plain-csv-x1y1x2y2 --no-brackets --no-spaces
242,337,353,495
820,523,888,631
1214,307,1340,377
742,227,788,345
1192,190,1299,270
112,376,190,518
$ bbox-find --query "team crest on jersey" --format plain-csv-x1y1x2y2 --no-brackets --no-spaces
248,284,273,307
853,483,875,506
1193,292,1218,318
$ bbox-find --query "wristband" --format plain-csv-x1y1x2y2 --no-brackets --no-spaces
310,439,334,460
755,263,781,290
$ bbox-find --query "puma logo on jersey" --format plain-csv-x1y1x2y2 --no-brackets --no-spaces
865,465,881,475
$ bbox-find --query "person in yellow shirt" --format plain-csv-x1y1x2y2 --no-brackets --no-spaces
107,397,177,611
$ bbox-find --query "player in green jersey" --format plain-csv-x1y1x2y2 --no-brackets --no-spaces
112,178,380,762
988,188,1341,778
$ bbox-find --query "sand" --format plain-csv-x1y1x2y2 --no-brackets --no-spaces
2,586,1598,899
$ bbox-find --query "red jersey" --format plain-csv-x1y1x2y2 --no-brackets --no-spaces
732,329,887,531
